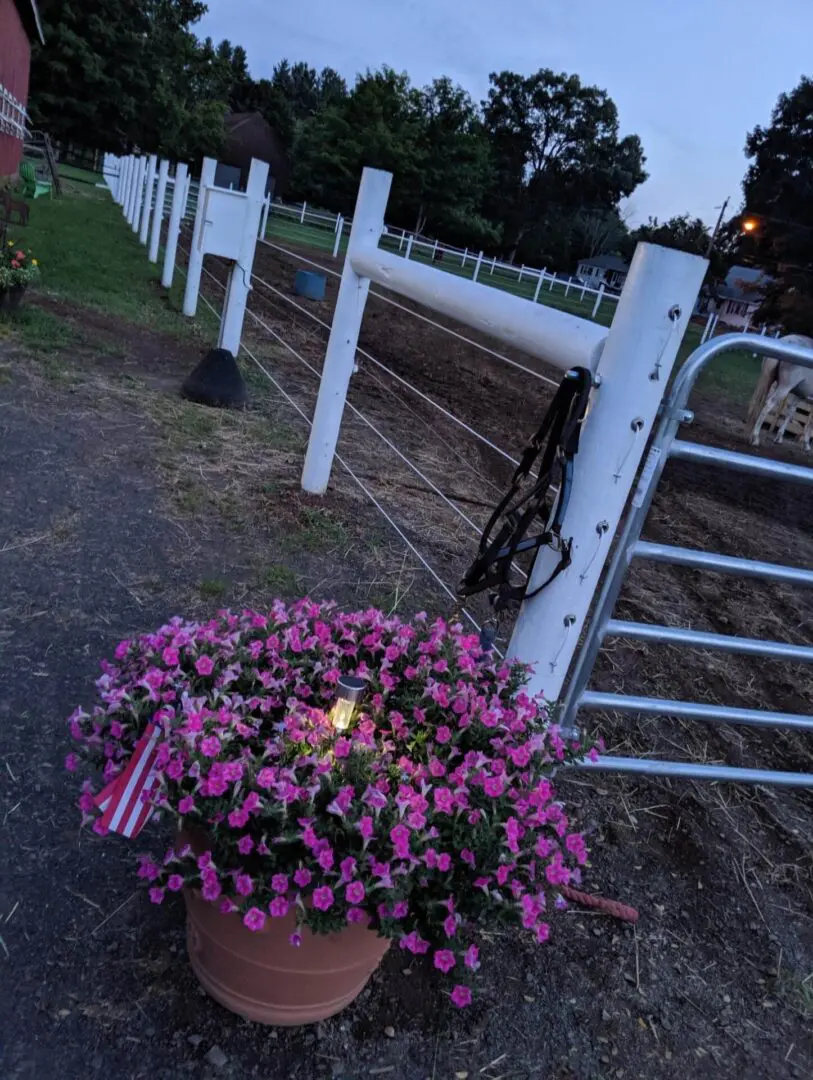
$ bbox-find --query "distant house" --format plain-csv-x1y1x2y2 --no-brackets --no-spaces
575,254,630,290
221,112,289,197
711,265,772,329
0,0,44,177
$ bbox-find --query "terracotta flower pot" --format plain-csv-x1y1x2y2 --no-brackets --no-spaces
184,887,390,1026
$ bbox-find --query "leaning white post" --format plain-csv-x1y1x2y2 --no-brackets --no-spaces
149,160,169,264
183,158,217,315
565,279,572,297
462,248,468,268
131,157,147,233
519,264,525,283
490,257,497,276
533,271,544,303
218,159,269,355
114,156,125,204
300,201,307,224
139,154,158,245
332,215,343,258
580,283,587,301
548,273,555,292
472,250,484,282
432,239,439,260
162,163,189,289
301,168,393,495
591,283,605,319
122,155,134,209
405,234,414,261
508,243,708,698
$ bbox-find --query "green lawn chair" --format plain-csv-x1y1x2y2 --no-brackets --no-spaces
19,161,52,200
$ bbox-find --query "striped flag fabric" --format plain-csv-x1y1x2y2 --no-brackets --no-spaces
96,724,162,838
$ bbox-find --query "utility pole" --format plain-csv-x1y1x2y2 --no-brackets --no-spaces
706,197,730,258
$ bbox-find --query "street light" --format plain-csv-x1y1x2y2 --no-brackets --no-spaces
742,218,759,233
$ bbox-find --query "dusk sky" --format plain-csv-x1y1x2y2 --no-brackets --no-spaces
198,0,813,226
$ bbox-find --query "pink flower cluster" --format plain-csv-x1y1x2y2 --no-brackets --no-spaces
68,600,591,1007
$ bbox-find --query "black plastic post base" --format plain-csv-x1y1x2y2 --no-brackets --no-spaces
181,348,248,409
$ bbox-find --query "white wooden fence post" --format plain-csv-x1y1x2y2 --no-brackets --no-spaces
183,158,217,316
398,229,405,252
591,283,605,319
114,156,125,204
405,234,414,260
432,239,439,260
148,159,169,264
162,163,189,289
518,264,525,283
548,273,555,292
462,248,468,268
533,271,545,303
332,214,344,258
508,244,708,698
580,282,587,301
126,156,141,225
472,250,484,282
131,157,148,234
760,324,767,336
116,156,127,206
219,159,269,356
301,168,392,495
565,279,572,297
490,256,497,276
139,154,158,245
743,311,753,333
300,201,307,224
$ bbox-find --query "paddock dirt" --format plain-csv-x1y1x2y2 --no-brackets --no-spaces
1,249,812,1080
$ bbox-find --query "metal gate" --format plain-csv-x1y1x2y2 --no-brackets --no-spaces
560,333,813,786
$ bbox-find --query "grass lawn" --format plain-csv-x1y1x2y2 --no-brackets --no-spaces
57,163,104,186
2,175,220,350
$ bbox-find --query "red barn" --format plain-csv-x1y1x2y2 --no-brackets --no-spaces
0,0,44,177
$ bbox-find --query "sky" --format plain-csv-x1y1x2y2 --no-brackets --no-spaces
197,0,813,227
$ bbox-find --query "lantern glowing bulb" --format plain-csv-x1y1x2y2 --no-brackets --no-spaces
742,218,758,233
330,676,367,731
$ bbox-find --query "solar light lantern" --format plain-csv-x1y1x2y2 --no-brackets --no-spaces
329,676,367,731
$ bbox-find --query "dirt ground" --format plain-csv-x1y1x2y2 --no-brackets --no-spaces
1,256,812,1080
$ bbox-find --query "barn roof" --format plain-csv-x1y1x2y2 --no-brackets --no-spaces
14,0,45,44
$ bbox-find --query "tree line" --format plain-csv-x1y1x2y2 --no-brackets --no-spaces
28,2,813,315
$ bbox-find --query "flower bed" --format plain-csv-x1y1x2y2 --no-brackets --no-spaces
0,240,39,294
68,601,591,1007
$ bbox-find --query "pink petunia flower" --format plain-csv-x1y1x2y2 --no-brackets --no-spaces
312,886,334,911
200,735,221,758
269,896,289,918
450,984,472,1007
195,655,214,676
237,835,254,855
293,867,312,888
289,931,303,947
346,907,368,924
434,725,452,744
167,874,184,892
149,887,165,905
345,880,365,904
243,907,266,932
235,874,254,896
64,753,79,772
464,944,480,970
433,949,456,973
162,647,179,667
271,873,289,894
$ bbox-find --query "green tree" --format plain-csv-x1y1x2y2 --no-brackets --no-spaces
623,214,727,280
29,0,225,160
482,69,647,265
740,76,813,333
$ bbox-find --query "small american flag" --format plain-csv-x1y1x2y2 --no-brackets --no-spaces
95,724,161,838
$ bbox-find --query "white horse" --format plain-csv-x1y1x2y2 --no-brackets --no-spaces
748,334,813,451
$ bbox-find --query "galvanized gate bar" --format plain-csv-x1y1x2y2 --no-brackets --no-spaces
671,439,813,485
604,618,813,662
579,691,813,731
633,540,813,587
574,756,813,787
561,331,813,787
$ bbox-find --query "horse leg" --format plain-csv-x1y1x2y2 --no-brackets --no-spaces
803,405,813,452
751,384,787,446
773,394,798,443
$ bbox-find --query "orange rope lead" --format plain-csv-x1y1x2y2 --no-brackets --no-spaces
559,884,640,924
